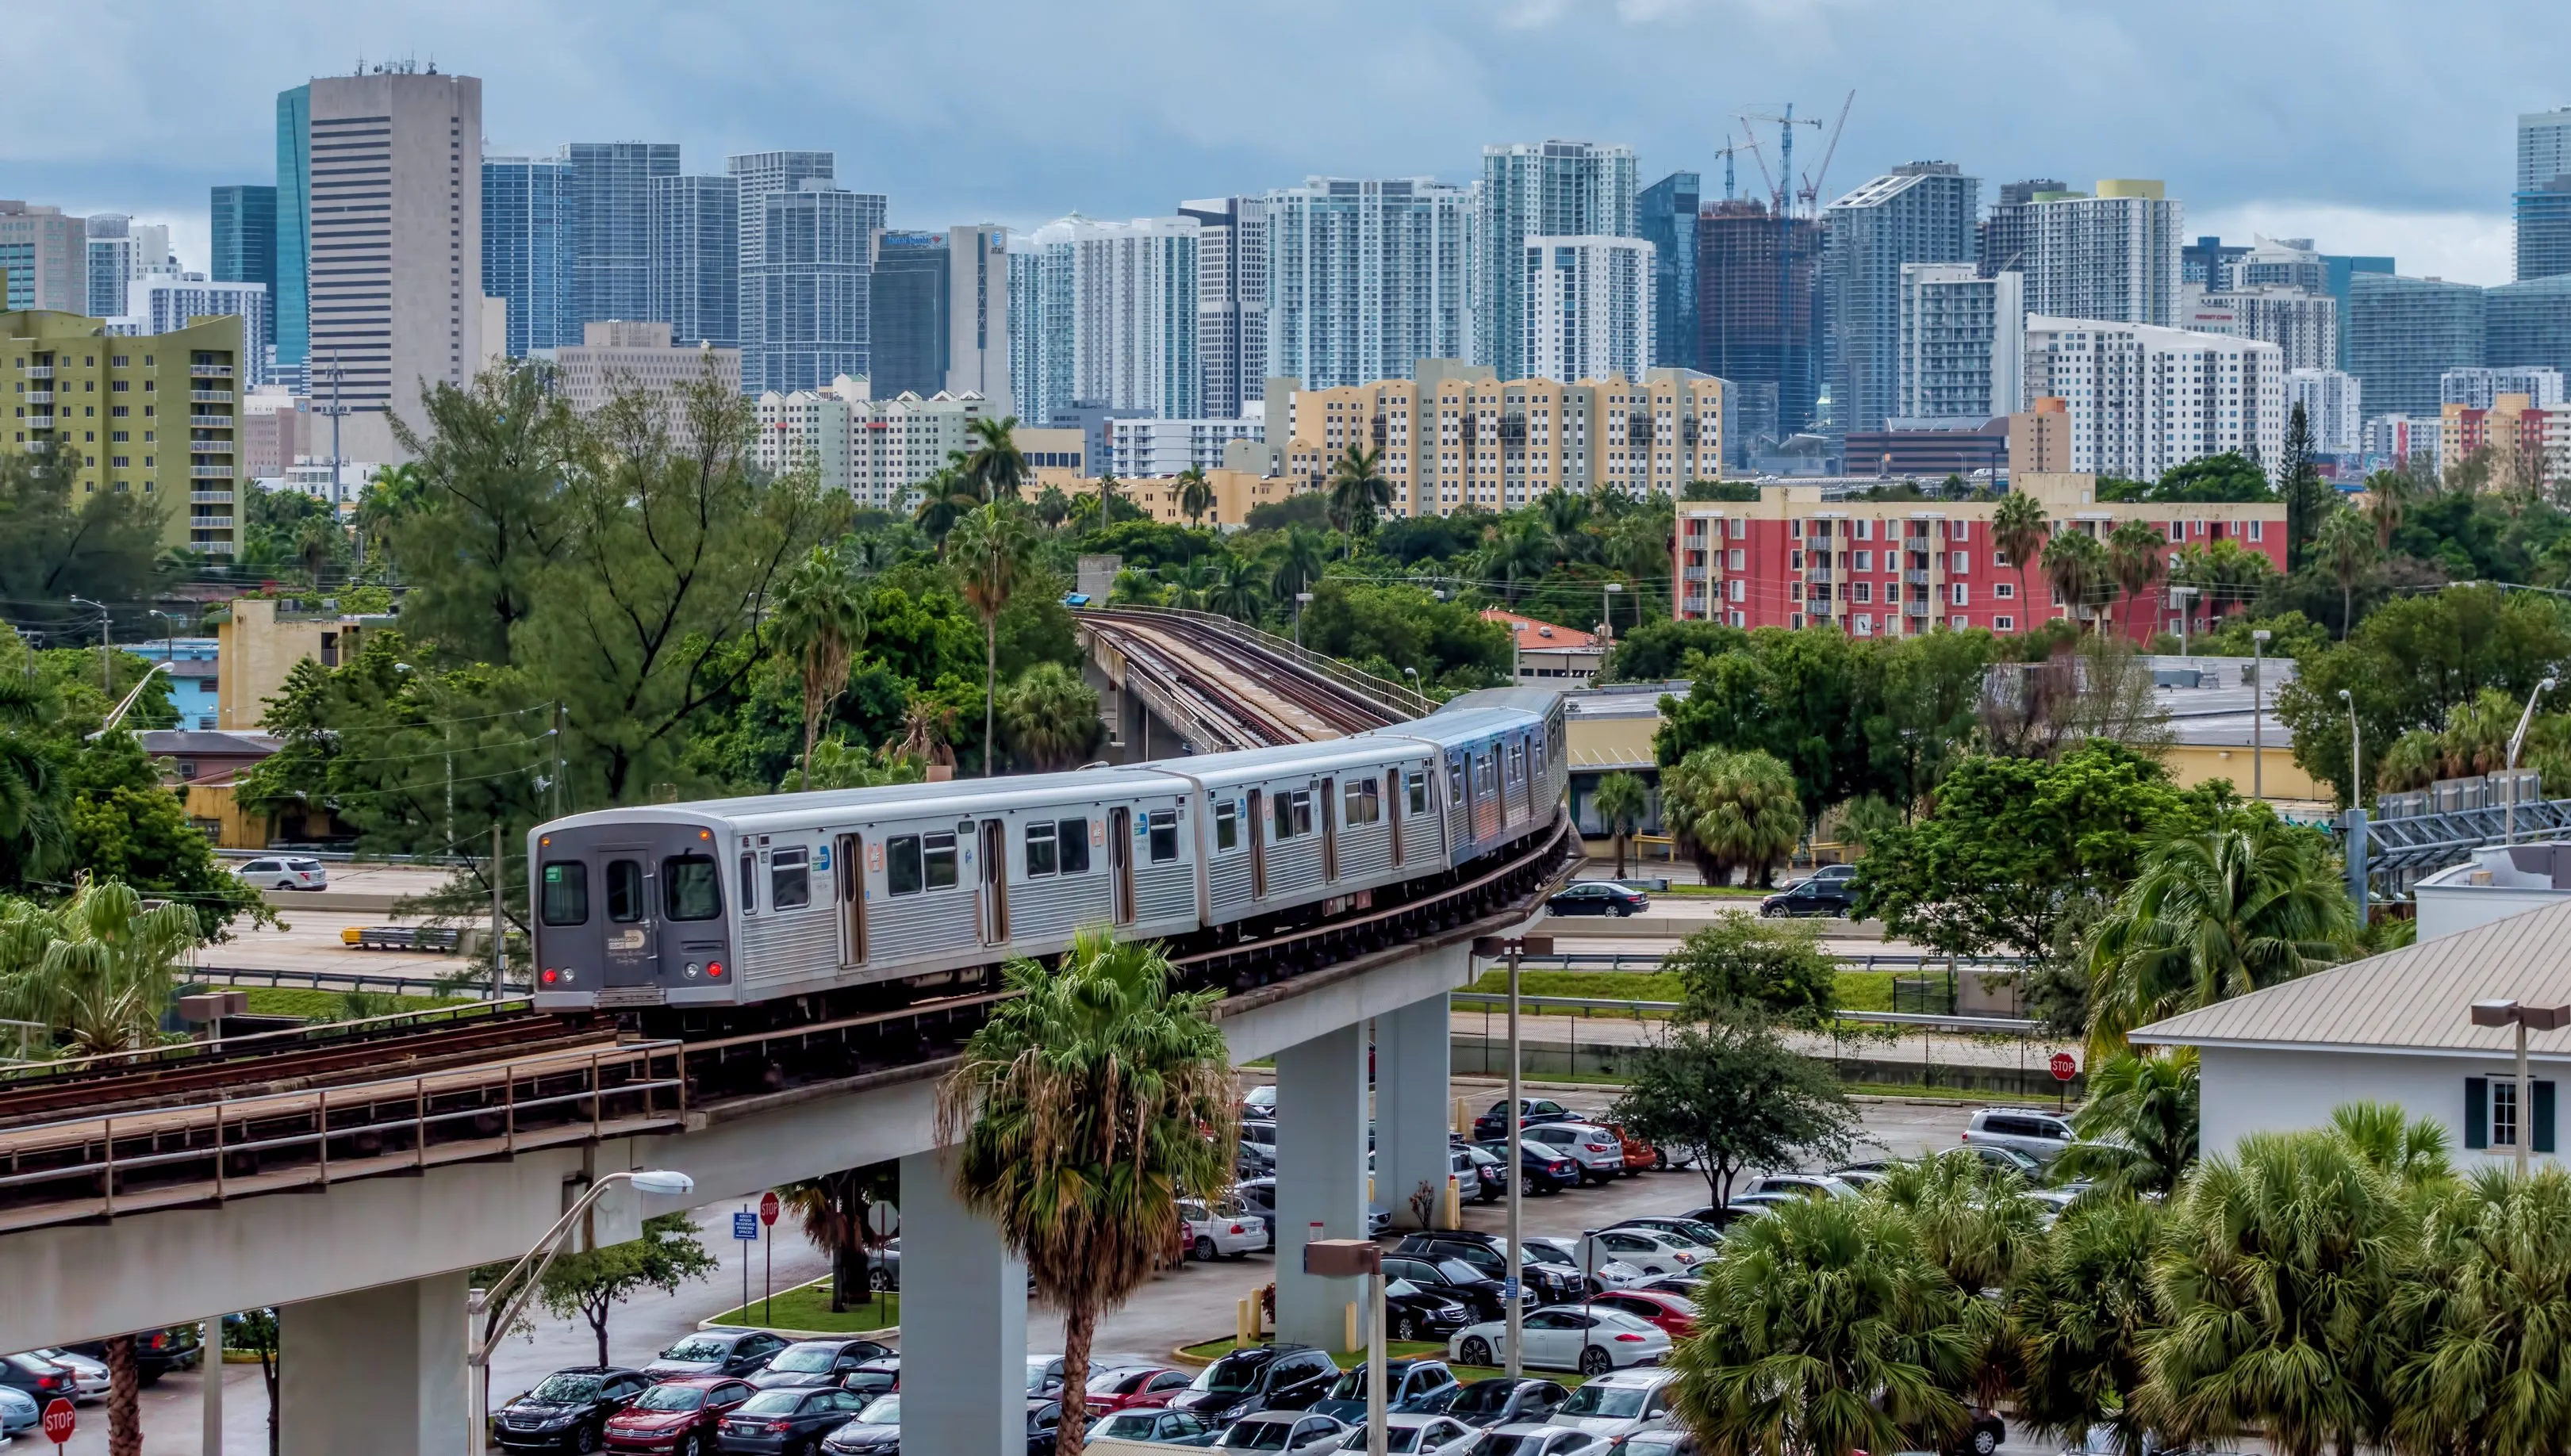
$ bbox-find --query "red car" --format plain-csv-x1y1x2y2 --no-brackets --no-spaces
601,1376,754,1455
1085,1364,1195,1412
1602,1122,1662,1174
1587,1289,1699,1339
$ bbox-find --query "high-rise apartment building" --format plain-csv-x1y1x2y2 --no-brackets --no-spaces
1823,162,1981,441
1008,216,1199,425
2022,315,2285,482
1522,236,1652,385
0,202,87,315
743,181,880,396
1479,141,1638,381
2442,392,2571,493
2518,109,2571,282
2,309,244,556
869,230,950,400
1177,197,1267,420
727,151,836,375
2176,285,2339,372
1260,179,1475,396
2182,235,2251,291
2024,180,2184,328
2286,369,2362,454
648,174,739,349
84,216,171,319
283,66,484,462
2443,366,2565,409
2485,274,2571,378
1638,172,1701,373
554,320,741,446
111,268,273,386
2321,252,2396,372
563,142,679,328
1978,179,2064,278
753,374,997,510
210,185,278,348
482,155,576,356
2237,236,2329,293
1108,415,1265,479
1697,200,1825,453
1896,263,2023,419
2348,274,2485,418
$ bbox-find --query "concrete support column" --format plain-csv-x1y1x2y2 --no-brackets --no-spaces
202,1315,224,1454
1274,1022,1368,1351
899,1150,1029,1456
1376,995,1457,1231
279,1272,467,1456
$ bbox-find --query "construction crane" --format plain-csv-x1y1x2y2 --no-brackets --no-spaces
1740,104,1822,216
1795,90,1857,216
1710,134,1748,203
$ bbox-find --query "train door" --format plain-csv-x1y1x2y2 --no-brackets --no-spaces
654,833,727,989
980,818,1010,944
836,833,867,964
594,849,658,992
1109,807,1136,924
1247,789,1268,898
1387,772,1404,867
1319,777,1339,881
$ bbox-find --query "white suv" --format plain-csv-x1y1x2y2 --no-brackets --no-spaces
236,857,328,891
1961,1108,2076,1164
1522,1123,1628,1185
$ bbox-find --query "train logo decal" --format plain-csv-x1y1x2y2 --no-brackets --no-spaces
607,929,646,952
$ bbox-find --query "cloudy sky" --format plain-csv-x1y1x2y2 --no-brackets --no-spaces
1,0,2552,284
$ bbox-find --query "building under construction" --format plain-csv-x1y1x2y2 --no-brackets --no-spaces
1697,198,1825,454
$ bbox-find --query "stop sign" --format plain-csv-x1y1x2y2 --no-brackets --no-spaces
2050,1052,2079,1082
40,1397,73,1443
759,1190,780,1227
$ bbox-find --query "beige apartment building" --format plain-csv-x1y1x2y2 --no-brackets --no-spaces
1282,363,1724,516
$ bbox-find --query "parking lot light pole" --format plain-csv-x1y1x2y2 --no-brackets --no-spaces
2471,1000,2571,1176
1475,933,1551,1379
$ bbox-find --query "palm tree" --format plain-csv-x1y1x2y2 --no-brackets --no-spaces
2327,1100,2454,1190
2053,1048,2200,1196
777,1166,899,1311
1592,772,1648,879
1536,489,1596,565
2387,1167,2571,1456
937,929,1234,1456
1268,526,1330,602
771,546,868,790
959,415,1030,502
2105,519,2166,642
1475,517,1553,603
1867,1150,2047,1406
1096,470,1123,527
1174,466,1214,529
1324,445,1394,553
1660,747,1803,887
0,672,71,887
1000,662,1106,772
1670,1194,1975,1456
1034,484,1071,533
882,697,957,773
1206,551,1268,624
2086,813,2355,1056
2009,1195,2166,1456
1159,557,1216,612
1991,489,2050,622
947,504,1042,776
913,462,984,545
2315,510,2376,639
2362,468,2412,550
2043,527,2109,632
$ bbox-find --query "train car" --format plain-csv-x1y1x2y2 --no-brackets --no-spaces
1375,688,1568,867
1147,736,1440,937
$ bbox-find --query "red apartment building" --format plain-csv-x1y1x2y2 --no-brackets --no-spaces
1673,473,2289,642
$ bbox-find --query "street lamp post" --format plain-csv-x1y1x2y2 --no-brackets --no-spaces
2168,585,2197,654
68,595,108,695
2339,688,2361,810
2471,1001,2571,1176
468,1168,696,1456
1601,581,1623,642
1510,621,1525,684
2251,630,2270,801
1295,592,1314,649
2505,676,2558,845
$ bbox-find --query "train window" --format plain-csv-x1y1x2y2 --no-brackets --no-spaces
1215,799,1239,851
1273,789,1314,841
923,833,960,891
1026,821,1059,877
540,861,589,925
772,847,812,910
1057,818,1091,875
663,855,723,921
1449,761,1465,806
887,836,924,895
739,853,758,914
1148,810,1180,863
1476,753,1493,791
1345,779,1380,825
606,860,644,922
1409,772,1429,816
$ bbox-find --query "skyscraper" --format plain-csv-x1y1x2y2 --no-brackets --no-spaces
482,155,576,355
564,142,680,327
1697,199,1824,453
211,184,278,347
1261,178,1475,393
727,151,837,377
274,85,311,381
1978,179,2063,278
2347,274,2485,418
1480,141,1638,381
1638,172,1701,373
2023,315,2285,481
2023,180,2184,328
83,216,171,318
944,224,1011,409
648,174,739,349
2486,274,2571,378
1177,196,1267,420
0,201,88,313
1009,216,1199,426
1897,263,2023,420
743,180,879,396
1521,236,1652,385
1822,162,1980,440
869,229,950,398
2518,109,2571,282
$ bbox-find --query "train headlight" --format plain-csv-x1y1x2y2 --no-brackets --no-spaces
683,962,700,979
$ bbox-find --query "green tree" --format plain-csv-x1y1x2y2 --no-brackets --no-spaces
1000,661,1106,772
1034,484,1071,532
2281,403,2321,570
384,362,578,665
1592,771,1648,878
68,733,269,937
1660,746,1802,887
1664,914,1839,1028
1656,628,1875,813
2044,527,2109,632
1268,525,1331,603
2086,812,2355,1056
2009,1196,2166,1456
1606,1021,1856,1206
1602,619,1746,684
1868,1148,2050,1302
0,669,73,887
2362,468,2412,550
0,878,197,1056
948,503,1044,776
2386,1168,2571,1456
1473,516,1553,602
0,445,171,607
2095,453,2277,504
1671,1194,1974,1456
1206,551,1269,624
773,545,869,790
2053,1048,2201,1197
914,462,983,544
959,415,1030,502
1323,446,1393,551
778,1165,901,1311
1992,490,2051,616
531,1213,721,1368
938,929,1234,1454
2314,509,2377,639
1175,466,1214,528
1295,580,1510,691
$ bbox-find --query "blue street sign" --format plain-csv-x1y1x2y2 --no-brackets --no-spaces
732,1212,760,1241
1499,1278,1521,1301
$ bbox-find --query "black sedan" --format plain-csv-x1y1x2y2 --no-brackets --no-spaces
1379,1253,1518,1324
1443,1377,1571,1429
1546,881,1650,917
1025,1397,1064,1455
1760,877,1855,918
716,1386,873,1454
643,1329,789,1380
750,1339,894,1390
491,1366,650,1452
1470,1098,1584,1142
1383,1279,1479,1343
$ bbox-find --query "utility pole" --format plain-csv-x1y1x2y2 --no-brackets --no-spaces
2251,630,2270,800
491,820,507,1000
1475,933,1552,1379
69,596,108,695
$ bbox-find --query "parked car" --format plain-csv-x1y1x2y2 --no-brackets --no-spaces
1474,1423,1611,1454
1962,1108,2077,1164
840,1358,900,1401
1091,1405,1224,1446
1455,1144,1506,1203
1472,1098,1584,1141
1241,1120,1281,1163
1383,1279,1483,1344
26,1348,107,1404
820,1393,903,1453
1333,1412,1480,1453
1519,1236,1644,1293
601,1375,753,1454
1963,1143,2047,1177
1671,1205,1768,1234
0,1386,37,1443
1623,1273,1706,1301
1546,882,1649,918
1441,1378,1572,1429
1585,1292,1699,1340
861,1240,902,1292
1473,1140,1579,1195
1215,1411,1349,1454
1166,1343,1341,1424
1569,1229,1705,1282
1782,864,1858,891
1379,1252,1521,1324
1548,1368,1680,1444
1736,1173,1859,1201
1614,1433,1701,1456
1521,1124,1629,1186
1238,1140,1278,1179
1393,1232,1583,1305
0,1354,80,1405
492,1367,650,1452
644,1328,789,1380
1180,1197,1268,1261
1241,1084,1278,1119
1084,1363,1195,1412
1595,1123,1663,1174
750,1339,893,1391
1602,1217,1723,1251
1955,1406,2007,1456
1759,876,1855,918
235,856,328,891
1026,1397,1065,1455
715,1386,873,1454
1451,1307,1673,1376
62,1325,200,1385
1310,1357,1461,1424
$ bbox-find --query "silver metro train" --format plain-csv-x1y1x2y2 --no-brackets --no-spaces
526,688,1569,1015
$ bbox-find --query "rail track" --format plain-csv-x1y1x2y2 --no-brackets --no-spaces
1079,607,1422,749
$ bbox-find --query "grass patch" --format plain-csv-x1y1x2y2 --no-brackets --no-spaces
1176,1337,1587,1389
1834,971,1894,1013
709,1282,899,1334
1463,967,1897,1016
239,988,462,1021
